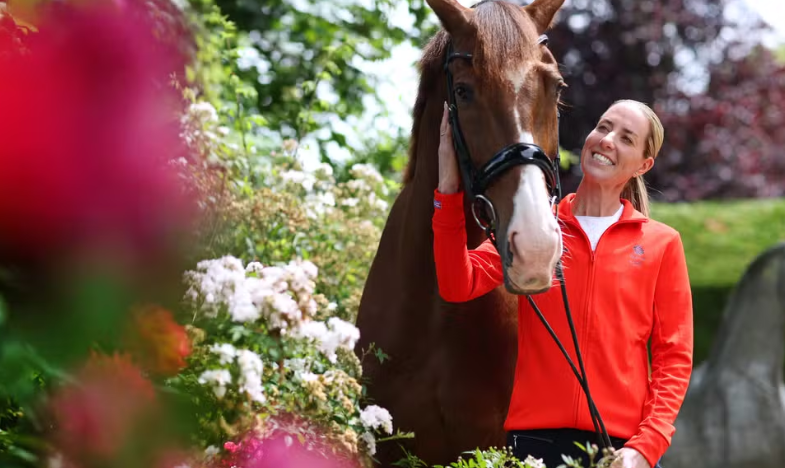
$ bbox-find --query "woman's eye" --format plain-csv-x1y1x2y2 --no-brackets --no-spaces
623,136,633,144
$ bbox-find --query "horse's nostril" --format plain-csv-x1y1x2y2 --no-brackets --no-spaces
505,233,516,268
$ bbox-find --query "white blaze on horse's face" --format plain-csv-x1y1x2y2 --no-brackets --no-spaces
505,68,535,144
503,71,562,293
506,165,562,293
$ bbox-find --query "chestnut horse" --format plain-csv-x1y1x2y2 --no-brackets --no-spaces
355,0,566,465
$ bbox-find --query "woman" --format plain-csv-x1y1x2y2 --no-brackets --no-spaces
432,100,693,468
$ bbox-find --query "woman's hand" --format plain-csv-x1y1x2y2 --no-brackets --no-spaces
438,102,461,195
611,448,651,468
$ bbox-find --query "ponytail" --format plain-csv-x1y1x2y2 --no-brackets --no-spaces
621,175,650,217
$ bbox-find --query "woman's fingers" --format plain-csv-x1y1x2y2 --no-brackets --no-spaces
438,102,460,194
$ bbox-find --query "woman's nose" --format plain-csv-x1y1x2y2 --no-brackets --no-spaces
600,133,615,150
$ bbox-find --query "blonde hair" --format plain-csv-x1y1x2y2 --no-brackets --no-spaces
613,99,664,217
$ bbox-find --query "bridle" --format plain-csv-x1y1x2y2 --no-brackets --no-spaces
443,34,561,248
442,32,614,454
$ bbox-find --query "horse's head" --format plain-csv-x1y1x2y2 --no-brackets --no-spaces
429,0,565,294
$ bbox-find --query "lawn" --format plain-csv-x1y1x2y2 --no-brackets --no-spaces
650,197,785,363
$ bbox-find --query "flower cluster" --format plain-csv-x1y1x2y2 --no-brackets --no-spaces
180,255,398,463
184,256,320,332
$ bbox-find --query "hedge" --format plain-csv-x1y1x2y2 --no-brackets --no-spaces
650,198,785,364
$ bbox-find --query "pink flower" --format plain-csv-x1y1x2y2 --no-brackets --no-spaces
49,353,157,461
213,427,363,468
0,1,193,263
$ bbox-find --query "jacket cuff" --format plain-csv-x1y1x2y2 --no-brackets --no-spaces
624,427,669,468
432,189,465,230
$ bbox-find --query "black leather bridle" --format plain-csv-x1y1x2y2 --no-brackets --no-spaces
443,33,562,248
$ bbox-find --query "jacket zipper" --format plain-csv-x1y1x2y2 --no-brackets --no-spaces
563,217,640,427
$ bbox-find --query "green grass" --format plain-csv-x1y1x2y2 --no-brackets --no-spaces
651,198,785,288
650,197,785,363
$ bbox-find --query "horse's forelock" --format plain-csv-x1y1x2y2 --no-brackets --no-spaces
403,2,541,185
472,1,540,86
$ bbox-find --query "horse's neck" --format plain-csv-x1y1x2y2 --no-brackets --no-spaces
704,245,785,383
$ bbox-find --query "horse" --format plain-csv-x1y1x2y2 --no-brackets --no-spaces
664,242,785,468
355,0,567,465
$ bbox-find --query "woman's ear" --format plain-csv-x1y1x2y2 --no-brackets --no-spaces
635,157,655,177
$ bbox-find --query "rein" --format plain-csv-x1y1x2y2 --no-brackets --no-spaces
443,34,613,454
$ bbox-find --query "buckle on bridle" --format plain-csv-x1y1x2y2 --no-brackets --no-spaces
471,194,496,230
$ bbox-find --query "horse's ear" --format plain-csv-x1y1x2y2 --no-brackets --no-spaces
426,0,473,36
522,0,565,34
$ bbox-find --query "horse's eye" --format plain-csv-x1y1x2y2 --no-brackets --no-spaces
455,84,473,102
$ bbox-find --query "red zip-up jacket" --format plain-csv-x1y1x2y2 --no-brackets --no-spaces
432,190,693,468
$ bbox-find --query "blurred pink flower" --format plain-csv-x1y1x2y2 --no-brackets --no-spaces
214,432,363,468
49,353,157,461
0,1,193,262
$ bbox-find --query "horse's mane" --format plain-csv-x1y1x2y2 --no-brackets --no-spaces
403,1,539,185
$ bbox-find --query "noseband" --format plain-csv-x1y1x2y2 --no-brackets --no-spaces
444,34,562,247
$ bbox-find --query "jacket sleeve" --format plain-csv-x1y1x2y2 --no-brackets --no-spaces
432,189,504,302
624,233,694,467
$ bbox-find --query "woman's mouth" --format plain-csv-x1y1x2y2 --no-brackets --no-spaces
592,153,614,166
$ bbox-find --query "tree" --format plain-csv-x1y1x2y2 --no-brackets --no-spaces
188,0,433,156
535,0,783,200
651,45,785,200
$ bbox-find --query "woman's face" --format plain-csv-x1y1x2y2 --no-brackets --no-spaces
580,102,654,187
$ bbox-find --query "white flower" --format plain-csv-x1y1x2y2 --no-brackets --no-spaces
270,293,301,323
281,170,316,192
204,446,220,459
184,256,249,319
236,349,265,403
347,178,371,193
523,456,546,468
327,317,360,350
198,369,232,399
189,102,219,123
292,318,360,363
246,261,265,275
314,162,334,177
210,343,238,365
360,405,393,435
368,192,389,212
360,432,376,456
282,139,299,153
341,197,359,207
350,163,384,184
236,47,269,74
305,192,336,219
185,256,322,332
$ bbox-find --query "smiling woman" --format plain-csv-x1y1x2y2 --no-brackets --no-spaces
578,100,665,218
432,98,692,468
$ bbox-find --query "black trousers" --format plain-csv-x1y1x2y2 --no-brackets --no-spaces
507,428,662,468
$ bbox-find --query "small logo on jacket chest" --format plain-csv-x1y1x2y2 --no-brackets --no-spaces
629,245,645,266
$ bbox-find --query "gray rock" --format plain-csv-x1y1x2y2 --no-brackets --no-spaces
664,242,785,468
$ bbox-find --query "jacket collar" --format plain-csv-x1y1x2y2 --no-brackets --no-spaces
557,193,648,225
